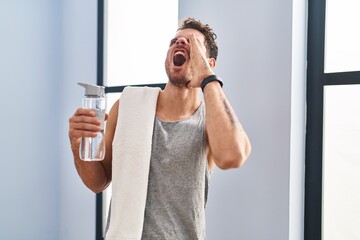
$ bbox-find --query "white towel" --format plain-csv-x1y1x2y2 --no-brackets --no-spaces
105,86,161,240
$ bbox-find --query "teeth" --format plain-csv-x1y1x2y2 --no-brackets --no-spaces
174,51,185,56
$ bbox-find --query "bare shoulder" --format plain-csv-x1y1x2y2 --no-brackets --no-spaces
108,99,120,125
101,99,120,181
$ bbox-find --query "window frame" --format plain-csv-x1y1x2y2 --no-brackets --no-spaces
305,0,360,239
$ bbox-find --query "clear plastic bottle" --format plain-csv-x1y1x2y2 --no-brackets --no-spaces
78,82,106,161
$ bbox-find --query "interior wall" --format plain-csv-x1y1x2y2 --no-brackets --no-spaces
0,0,62,239
179,0,303,239
0,0,304,239
60,0,98,239
0,0,97,239
289,0,307,239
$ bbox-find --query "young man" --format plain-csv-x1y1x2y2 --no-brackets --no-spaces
69,17,251,239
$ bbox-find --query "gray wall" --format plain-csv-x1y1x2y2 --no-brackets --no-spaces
60,0,98,239
0,0,305,239
180,0,301,239
1,1,62,239
0,0,97,239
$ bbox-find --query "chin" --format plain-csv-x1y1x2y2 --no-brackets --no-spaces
169,78,188,87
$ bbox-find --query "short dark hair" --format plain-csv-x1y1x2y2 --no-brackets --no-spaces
178,17,218,60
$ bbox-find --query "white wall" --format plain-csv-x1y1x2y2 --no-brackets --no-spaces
0,0,305,239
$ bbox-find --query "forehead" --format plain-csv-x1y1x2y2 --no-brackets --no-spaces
174,28,205,41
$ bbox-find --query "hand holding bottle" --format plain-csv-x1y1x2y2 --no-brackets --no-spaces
68,82,107,161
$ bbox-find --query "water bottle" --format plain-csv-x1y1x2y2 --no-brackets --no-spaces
78,82,106,161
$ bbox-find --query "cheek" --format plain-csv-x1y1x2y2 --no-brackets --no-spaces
165,51,172,64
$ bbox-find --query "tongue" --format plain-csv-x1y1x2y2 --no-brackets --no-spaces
173,54,186,66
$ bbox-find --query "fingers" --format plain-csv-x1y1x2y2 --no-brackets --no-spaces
189,34,200,56
74,108,97,117
189,34,206,54
187,34,214,88
69,108,103,140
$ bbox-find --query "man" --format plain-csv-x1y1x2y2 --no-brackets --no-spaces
69,17,251,239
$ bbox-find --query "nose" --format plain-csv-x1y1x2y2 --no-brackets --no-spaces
175,37,188,46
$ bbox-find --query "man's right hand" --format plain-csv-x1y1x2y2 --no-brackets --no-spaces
68,108,111,193
68,108,105,151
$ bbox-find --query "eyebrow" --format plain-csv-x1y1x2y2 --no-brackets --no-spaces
169,36,191,46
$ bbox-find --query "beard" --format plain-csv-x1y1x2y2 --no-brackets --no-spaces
165,62,190,87
169,77,190,87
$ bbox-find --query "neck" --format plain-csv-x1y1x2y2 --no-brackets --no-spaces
156,83,201,121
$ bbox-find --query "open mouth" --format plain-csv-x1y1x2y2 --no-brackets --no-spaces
173,51,186,67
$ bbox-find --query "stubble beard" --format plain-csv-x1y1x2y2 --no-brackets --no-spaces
165,65,190,88
169,78,189,87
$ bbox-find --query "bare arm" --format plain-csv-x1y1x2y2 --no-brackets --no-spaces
68,100,119,193
187,33,251,170
203,82,251,170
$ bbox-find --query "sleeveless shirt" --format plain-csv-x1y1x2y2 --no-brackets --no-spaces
141,103,211,240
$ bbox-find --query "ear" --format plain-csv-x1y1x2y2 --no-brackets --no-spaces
208,58,216,69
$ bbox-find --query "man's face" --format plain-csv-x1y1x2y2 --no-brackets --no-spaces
165,28,207,87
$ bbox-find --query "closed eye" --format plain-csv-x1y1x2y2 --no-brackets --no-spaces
169,38,190,47
169,38,177,46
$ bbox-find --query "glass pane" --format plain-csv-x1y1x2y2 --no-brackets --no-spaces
105,0,178,86
105,92,121,113
324,0,360,73
323,84,360,239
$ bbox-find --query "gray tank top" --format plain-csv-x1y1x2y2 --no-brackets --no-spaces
141,103,211,240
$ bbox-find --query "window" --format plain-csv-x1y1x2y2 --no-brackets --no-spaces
323,85,360,239
305,0,360,239
324,0,360,73
104,0,178,86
